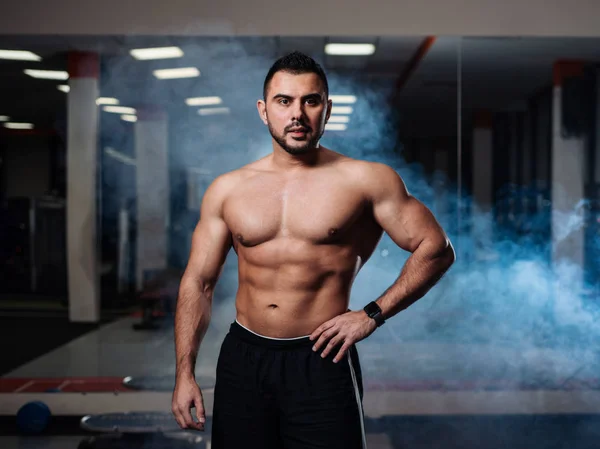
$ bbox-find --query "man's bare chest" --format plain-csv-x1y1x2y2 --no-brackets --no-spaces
222,176,366,247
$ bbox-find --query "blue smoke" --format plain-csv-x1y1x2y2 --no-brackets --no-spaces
97,37,600,388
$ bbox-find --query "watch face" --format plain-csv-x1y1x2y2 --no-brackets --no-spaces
364,302,380,316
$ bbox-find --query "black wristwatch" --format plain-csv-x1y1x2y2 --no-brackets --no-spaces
363,301,385,327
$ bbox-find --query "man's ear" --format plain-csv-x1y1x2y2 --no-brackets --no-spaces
325,98,333,122
257,100,268,125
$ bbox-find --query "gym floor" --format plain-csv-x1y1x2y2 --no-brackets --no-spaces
1,296,600,449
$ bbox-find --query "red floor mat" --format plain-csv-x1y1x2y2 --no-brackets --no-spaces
2,376,600,393
0,377,129,393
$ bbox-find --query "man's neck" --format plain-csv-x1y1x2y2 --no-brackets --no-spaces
271,144,324,171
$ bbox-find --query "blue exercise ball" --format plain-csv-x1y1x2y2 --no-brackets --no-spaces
16,401,51,434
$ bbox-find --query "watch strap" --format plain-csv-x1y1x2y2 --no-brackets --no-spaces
363,301,385,327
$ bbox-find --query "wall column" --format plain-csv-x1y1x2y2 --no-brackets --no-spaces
135,105,169,290
66,51,100,322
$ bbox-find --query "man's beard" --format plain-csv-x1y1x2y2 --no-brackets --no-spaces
267,121,323,155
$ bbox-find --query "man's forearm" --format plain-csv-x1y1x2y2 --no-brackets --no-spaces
375,239,455,320
174,276,213,379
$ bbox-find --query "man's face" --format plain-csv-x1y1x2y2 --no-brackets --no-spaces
258,71,332,155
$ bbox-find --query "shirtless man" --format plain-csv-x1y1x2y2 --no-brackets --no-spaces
172,51,455,449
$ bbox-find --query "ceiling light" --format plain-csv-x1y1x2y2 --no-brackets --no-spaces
96,97,119,106
325,123,347,131
57,85,70,93
325,43,375,56
0,116,9,121
24,69,69,80
188,167,212,175
0,50,42,61
186,96,223,106
325,44,375,56
330,95,357,104
198,107,230,116
102,106,136,115
104,147,136,166
328,116,350,123
331,106,353,114
121,115,137,123
153,67,200,80
4,122,34,129
130,46,184,60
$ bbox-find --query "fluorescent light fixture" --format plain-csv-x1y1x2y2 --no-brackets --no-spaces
186,96,222,106
325,123,347,131
24,69,69,80
121,114,137,123
188,167,212,175
330,95,357,104
0,50,42,61
153,67,200,80
102,106,136,115
0,116,9,121
331,106,353,114
328,115,350,124
198,107,230,116
130,46,184,60
325,43,375,56
4,122,34,129
104,147,136,166
96,97,119,106
57,85,70,93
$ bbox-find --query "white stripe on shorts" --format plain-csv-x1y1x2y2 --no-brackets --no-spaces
347,350,367,449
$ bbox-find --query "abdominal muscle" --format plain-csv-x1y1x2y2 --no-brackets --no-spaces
234,252,361,338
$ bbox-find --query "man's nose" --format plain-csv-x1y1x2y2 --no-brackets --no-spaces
290,101,304,121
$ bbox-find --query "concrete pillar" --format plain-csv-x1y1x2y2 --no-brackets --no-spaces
471,110,494,260
66,52,100,322
135,106,169,290
551,60,586,306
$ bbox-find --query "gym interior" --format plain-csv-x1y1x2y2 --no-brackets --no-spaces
1,2,600,448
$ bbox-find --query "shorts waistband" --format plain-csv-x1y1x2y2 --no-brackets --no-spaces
229,320,313,349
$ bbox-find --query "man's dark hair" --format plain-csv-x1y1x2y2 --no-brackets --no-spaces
263,51,329,100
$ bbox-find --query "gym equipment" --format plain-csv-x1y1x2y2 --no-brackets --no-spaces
16,400,51,434
78,412,208,449
122,374,215,392
0,196,67,295
77,432,205,449
133,269,181,331
81,412,182,433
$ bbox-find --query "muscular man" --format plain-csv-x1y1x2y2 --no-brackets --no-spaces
172,51,455,449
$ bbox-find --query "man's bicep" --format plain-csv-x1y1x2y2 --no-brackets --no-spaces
184,216,232,285
183,177,233,285
371,166,448,254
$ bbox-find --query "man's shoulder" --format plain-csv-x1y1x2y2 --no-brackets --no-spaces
206,162,266,199
336,156,401,185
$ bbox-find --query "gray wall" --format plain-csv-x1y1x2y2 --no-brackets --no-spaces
1,0,599,36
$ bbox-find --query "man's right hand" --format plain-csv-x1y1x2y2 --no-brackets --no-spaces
172,375,206,431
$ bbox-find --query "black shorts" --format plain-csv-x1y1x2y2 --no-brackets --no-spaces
211,320,366,449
